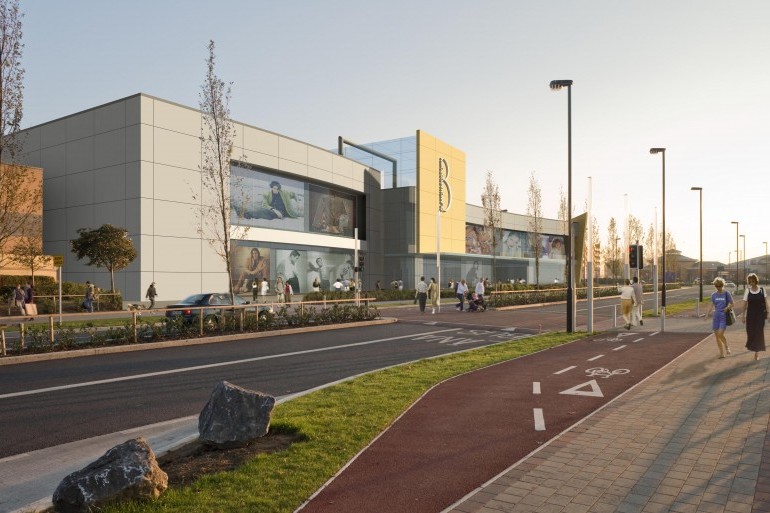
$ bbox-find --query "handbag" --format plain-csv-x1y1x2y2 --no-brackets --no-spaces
726,309,736,326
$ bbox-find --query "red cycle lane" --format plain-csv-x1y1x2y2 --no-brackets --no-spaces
298,331,707,513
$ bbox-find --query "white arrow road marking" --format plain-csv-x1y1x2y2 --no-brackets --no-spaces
559,379,604,397
533,408,545,431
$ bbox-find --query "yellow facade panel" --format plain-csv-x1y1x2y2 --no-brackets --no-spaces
416,130,466,254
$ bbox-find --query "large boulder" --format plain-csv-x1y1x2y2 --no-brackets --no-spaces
198,380,275,448
53,437,167,513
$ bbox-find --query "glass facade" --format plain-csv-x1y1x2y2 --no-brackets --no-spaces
340,136,417,189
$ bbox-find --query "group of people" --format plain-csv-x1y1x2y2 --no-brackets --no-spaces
10,282,35,319
448,277,487,313
706,274,767,360
618,277,644,330
414,276,439,314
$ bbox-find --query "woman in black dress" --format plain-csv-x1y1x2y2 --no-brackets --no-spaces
741,273,768,360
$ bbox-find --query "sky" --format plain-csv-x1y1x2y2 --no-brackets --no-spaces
19,0,770,265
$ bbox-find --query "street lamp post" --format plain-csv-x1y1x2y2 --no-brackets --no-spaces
691,187,703,304
550,79,574,333
740,234,746,287
650,148,666,331
731,221,739,286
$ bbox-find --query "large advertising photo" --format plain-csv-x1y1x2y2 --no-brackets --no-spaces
466,223,565,260
231,165,305,232
231,241,355,295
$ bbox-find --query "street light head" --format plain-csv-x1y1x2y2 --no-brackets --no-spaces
549,80,573,90
731,221,739,225
649,148,665,154
691,186,702,191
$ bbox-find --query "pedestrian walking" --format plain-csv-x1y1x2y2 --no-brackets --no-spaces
415,276,428,313
456,279,468,312
252,280,259,301
741,273,768,361
145,282,158,309
260,278,269,301
475,277,486,311
631,276,643,325
11,284,25,316
428,277,438,314
84,280,95,313
706,277,734,358
619,279,636,330
275,276,286,303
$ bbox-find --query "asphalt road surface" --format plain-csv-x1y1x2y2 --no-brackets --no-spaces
0,322,537,458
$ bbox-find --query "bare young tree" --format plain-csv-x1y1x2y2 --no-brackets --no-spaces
526,171,543,287
558,187,568,282
628,214,644,248
196,40,247,303
0,0,39,268
10,229,48,286
481,170,502,288
605,217,620,281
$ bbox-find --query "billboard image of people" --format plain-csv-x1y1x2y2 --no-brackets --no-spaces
309,185,355,236
231,243,271,293
306,250,354,291
275,249,305,294
231,165,305,231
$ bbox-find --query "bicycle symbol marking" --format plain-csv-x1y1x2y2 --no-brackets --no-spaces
585,367,629,379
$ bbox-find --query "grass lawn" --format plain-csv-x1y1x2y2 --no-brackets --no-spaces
104,331,582,513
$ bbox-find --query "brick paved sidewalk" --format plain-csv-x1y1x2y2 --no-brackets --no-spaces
446,325,770,513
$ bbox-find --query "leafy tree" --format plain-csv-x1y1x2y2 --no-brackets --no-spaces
526,171,543,287
195,40,248,304
481,170,502,287
70,224,137,292
628,214,644,247
0,0,39,268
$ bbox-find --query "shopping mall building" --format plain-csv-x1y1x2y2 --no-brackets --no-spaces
15,94,568,302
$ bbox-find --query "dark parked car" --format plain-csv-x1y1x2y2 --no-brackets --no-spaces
165,292,266,328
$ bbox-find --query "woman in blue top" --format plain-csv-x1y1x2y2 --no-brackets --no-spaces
706,277,734,358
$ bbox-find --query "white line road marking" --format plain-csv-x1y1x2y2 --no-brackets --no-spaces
533,382,541,394
650,332,660,336
554,366,576,375
533,408,545,431
612,345,627,351
0,328,463,400
587,355,604,361
633,338,644,343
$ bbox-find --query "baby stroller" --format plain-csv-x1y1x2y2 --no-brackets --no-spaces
468,292,486,312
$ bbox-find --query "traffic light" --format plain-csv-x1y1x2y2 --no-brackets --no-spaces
629,244,644,269
357,253,364,272
629,245,638,269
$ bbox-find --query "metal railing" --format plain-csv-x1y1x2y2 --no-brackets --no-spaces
0,297,376,357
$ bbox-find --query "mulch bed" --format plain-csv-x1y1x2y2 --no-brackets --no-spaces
157,433,305,486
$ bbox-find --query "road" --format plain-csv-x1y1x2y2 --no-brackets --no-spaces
0,286,701,459
0,322,538,459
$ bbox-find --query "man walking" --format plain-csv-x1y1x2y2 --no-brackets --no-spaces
84,281,95,313
456,279,468,312
415,276,428,313
619,279,636,330
146,282,158,309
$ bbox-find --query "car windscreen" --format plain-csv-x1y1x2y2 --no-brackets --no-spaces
181,294,209,304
